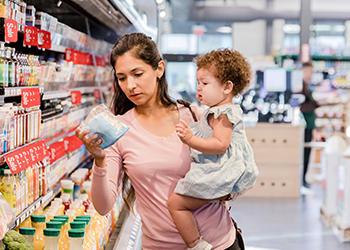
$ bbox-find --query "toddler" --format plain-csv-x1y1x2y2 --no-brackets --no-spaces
167,49,259,250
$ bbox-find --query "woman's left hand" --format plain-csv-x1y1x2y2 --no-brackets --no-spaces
175,119,193,145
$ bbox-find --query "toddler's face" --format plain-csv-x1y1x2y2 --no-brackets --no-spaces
196,68,228,107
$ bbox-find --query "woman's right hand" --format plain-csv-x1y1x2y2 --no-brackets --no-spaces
75,127,106,167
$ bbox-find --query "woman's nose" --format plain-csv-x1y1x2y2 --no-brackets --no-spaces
126,77,136,90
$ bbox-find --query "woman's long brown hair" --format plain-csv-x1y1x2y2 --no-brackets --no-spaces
110,33,175,212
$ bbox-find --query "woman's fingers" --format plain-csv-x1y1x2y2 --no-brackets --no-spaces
85,134,98,145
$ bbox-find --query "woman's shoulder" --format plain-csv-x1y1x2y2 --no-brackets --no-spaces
116,108,136,125
178,103,204,123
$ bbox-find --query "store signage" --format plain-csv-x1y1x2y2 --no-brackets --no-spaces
5,19,18,43
38,30,52,50
71,90,82,105
94,89,101,100
24,26,38,47
64,135,83,153
65,48,75,62
21,88,41,108
4,140,48,174
48,141,66,164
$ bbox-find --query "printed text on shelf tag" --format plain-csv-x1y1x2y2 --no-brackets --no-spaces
5,19,18,43
21,88,40,108
71,90,82,105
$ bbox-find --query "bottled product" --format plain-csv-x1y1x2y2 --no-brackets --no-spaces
86,209,101,250
43,228,60,250
78,194,90,212
61,194,71,211
50,218,69,250
53,216,70,250
61,180,74,200
82,181,92,202
31,215,46,250
0,42,8,87
70,221,92,250
19,227,36,245
11,48,19,86
68,229,85,250
2,169,16,214
66,210,76,224
5,47,15,87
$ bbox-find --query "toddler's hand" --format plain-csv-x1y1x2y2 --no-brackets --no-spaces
175,120,193,144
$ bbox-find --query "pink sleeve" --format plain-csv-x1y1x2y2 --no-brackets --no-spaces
91,143,123,215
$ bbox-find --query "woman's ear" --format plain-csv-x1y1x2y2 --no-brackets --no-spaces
157,60,166,79
224,80,234,94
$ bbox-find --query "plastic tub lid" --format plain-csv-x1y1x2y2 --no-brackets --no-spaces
68,229,85,238
54,215,69,223
70,221,86,229
86,209,96,217
82,181,92,190
46,221,62,229
44,228,60,237
74,218,89,225
54,198,63,204
71,174,84,183
4,169,12,175
70,203,80,210
78,194,88,201
19,227,36,235
31,215,46,223
50,201,60,207
324,135,348,154
51,218,66,225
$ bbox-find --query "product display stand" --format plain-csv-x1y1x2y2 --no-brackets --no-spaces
106,206,142,250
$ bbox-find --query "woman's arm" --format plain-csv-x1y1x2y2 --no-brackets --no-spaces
175,114,233,155
91,144,123,215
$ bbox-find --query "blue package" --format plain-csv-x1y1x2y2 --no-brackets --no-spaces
79,104,130,149
83,114,129,149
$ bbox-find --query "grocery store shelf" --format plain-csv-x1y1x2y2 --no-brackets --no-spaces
0,139,41,163
42,112,65,123
111,208,142,250
0,86,44,97
42,90,70,100
8,184,61,230
46,132,68,147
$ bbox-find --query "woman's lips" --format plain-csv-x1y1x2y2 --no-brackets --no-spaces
130,93,141,98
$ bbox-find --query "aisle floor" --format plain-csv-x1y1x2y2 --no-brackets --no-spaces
228,184,350,250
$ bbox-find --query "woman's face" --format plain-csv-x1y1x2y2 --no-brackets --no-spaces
114,51,164,107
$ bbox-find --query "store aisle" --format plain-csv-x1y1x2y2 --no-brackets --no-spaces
228,184,349,250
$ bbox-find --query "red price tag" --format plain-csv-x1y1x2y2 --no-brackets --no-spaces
5,19,18,43
5,140,48,174
71,91,82,105
21,88,41,108
38,30,51,50
49,141,66,164
65,48,75,62
94,89,101,100
64,135,83,153
24,26,38,46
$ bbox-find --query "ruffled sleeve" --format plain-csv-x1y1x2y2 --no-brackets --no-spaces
207,104,242,125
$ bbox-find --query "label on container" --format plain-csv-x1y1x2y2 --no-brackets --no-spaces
3,183,16,211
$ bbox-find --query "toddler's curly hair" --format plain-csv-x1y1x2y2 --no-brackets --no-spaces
194,48,252,96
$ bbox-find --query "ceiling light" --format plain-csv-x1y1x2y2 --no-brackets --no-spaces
159,10,167,18
283,24,300,34
334,25,346,33
156,0,164,4
216,26,232,33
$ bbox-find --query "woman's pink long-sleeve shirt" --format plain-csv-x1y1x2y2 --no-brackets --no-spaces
91,105,236,250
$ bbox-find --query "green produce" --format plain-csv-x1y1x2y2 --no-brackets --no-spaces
2,230,34,250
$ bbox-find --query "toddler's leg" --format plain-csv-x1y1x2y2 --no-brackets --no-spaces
167,192,210,248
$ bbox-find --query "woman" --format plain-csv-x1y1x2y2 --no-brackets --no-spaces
76,33,241,250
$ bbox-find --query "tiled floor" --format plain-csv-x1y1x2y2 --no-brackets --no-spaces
228,184,350,250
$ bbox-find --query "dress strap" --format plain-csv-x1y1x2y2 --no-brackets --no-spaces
177,99,198,122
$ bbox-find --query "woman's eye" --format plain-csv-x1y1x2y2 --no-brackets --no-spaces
135,73,143,77
118,77,125,81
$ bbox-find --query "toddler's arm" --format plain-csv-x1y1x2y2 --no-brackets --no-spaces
175,114,233,155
